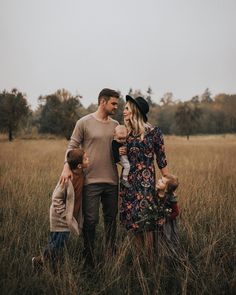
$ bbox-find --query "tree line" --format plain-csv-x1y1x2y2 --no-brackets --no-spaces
0,87,235,141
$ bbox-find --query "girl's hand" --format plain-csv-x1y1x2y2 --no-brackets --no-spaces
157,218,166,226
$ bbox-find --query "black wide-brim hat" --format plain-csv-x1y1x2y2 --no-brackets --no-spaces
126,95,149,123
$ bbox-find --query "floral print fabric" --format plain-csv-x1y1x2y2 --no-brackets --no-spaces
119,126,167,232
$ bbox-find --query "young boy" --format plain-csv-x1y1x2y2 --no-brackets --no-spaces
155,174,180,255
112,125,131,188
32,148,89,270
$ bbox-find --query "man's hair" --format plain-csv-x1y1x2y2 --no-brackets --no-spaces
165,174,179,194
98,88,119,105
67,148,85,170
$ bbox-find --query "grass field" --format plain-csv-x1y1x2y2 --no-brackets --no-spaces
0,135,236,295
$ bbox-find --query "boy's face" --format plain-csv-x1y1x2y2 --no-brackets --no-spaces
82,153,89,168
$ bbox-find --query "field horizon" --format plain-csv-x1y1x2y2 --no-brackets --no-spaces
0,135,236,294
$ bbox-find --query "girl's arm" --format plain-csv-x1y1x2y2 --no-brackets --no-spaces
169,203,179,220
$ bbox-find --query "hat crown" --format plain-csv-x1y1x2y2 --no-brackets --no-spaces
135,96,149,114
126,95,149,122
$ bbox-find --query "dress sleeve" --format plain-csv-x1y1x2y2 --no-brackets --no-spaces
153,127,167,169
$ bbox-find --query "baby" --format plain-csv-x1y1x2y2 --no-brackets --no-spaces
112,125,131,188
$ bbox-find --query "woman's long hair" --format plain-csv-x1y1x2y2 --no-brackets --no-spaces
125,101,146,139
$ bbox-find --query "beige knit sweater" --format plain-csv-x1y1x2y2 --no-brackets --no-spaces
49,174,83,235
66,114,119,185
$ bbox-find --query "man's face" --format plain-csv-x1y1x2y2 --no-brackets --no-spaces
103,97,118,115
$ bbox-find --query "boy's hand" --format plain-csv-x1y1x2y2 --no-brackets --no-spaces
119,146,127,156
157,218,166,226
59,163,73,184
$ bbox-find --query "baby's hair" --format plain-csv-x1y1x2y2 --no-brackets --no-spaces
165,174,179,194
67,148,85,170
115,125,128,133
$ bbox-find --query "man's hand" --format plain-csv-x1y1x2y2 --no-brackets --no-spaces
59,163,73,184
119,146,127,156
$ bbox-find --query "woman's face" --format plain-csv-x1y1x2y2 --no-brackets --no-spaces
123,103,132,121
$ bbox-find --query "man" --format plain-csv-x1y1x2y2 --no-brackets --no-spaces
60,88,119,268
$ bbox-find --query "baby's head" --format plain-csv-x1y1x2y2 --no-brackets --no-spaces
157,174,179,196
114,125,128,144
67,148,89,170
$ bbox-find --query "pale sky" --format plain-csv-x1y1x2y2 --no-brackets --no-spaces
0,0,236,109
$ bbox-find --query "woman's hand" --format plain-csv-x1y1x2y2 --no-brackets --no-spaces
119,146,127,156
59,163,73,184
157,218,166,226
160,166,169,177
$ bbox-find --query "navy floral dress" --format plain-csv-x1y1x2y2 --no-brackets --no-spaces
119,125,167,232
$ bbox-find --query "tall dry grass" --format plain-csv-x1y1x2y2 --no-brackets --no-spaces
0,135,236,295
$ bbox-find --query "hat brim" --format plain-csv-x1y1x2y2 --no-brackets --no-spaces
126,95,148,122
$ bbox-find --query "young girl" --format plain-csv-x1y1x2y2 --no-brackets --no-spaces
155,174,180,256
32,148,89,270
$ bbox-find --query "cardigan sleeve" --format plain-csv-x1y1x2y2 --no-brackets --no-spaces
51,182,66,215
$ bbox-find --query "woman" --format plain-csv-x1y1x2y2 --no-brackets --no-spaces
119,95,169,254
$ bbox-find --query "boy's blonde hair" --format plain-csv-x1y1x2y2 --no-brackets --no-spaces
67,148,85,170
165,174,179,194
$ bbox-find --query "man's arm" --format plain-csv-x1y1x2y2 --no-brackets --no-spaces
60,162,73,184
60,119,84,184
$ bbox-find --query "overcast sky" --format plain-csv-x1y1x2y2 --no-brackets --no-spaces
0,0,236,109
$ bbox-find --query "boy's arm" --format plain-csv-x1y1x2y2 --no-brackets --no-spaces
52,183,67,215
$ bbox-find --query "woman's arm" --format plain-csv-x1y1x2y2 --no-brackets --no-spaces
160,166,169,177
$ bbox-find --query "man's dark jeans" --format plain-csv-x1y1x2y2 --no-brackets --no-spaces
82,183,118,264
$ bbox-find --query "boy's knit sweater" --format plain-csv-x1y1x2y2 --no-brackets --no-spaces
50,170,84,235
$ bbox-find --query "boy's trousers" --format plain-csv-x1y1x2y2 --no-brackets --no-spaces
43,232,70,263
